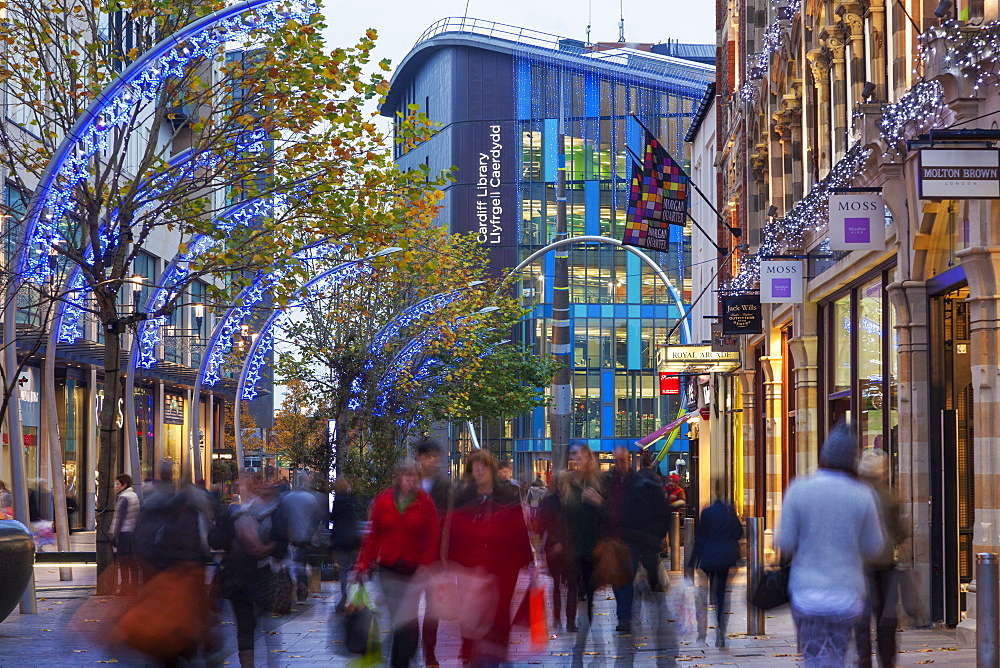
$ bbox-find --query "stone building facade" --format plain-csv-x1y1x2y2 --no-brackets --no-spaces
713,0,1000,630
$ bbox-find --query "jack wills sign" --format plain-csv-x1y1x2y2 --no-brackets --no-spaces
829,192,885,251
721,294,762,335
759,260,803,304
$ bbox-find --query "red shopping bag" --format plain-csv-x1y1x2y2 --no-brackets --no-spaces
529,577,547,647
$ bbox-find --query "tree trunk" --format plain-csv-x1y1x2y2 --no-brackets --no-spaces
95,322,122,595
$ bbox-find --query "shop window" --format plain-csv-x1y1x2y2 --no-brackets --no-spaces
831,295,852,396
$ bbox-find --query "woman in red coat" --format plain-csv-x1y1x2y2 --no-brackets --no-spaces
446,450,533,665
355,461,440,668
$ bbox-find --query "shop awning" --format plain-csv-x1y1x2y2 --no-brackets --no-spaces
635,410,699,448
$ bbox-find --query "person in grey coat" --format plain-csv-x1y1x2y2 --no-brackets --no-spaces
775,422,884,667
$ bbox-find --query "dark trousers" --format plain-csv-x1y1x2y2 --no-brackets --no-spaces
115,532,138,594
703,568,730,631
855,567,899,668
421,601,439,664
380,570,420,668
566,558,595,627
231,599,258,652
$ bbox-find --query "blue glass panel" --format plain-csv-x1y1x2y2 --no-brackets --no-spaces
585,181,599,236
626,253,640,303
533,407,546,438
615,304,628,318
629,305,640,318
516,60,532,120
588,304,600,318
585,73,600,118
642,305,654,319
628,319,641,369
601,370,615,438
543,118,558,183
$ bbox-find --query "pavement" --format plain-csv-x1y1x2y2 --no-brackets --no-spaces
0,540,976,667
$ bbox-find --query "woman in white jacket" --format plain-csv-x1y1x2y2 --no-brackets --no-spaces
112,473,141,595
776,423,885,667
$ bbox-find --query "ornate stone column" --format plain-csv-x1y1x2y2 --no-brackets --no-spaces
840,2,867,104
789,301,820,475
807,49,832,178
886,279,933,627
867,0,887,100
823,24,849,159
760,353,784,531
737,368,757,514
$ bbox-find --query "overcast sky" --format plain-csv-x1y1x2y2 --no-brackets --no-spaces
320,0,717,75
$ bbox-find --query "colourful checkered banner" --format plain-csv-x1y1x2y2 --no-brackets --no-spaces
622,131,689,252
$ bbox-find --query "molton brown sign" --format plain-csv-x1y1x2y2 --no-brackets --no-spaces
919,148,1000,199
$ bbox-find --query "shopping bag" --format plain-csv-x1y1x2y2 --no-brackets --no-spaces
593,537,632,587
343,583,378,654
427,562,497,639
116,562,207,660
667,576,698,637
529,576,548,647
259,565,294,615
751,563,790,610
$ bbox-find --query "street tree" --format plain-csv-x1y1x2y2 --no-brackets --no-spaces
0,0,441,592
274,222,555,491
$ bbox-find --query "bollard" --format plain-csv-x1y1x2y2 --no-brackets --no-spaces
684,517,695,570
670,512,682,571
978,553,999,668
746,517,765,635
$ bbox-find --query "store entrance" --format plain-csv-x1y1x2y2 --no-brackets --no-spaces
929,286,973,626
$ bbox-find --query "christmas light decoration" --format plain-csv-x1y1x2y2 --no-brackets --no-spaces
18,0,319,283
741,0,803,103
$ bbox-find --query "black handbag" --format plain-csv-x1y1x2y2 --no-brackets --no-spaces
751,562,790,610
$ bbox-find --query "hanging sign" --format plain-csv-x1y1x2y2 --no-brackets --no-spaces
829,192,885,251
759,260,803,304
659,372,680,395
721,294,762,335
918,148,1000,199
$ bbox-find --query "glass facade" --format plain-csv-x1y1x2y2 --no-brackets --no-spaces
511,51,706,457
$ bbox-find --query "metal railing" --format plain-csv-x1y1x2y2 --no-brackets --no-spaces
414,17,714,81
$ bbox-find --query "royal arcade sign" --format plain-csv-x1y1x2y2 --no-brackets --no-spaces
919,148,1000,199
660,345,740,373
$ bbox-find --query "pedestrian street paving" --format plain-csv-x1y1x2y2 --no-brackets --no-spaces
0,559,978,666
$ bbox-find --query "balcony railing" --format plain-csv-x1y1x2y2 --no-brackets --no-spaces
414,17,714,80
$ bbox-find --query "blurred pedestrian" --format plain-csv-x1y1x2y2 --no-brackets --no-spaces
604,445,669,634
416,438,452,668
0,480,12,516
665,473,687,512
687,478,742,647
446,449,533,665
329,476,362,613
111,473,141,596
281,473,324,603
855,450,906,668
354,460,439,668
637,450,663,486
563,443,603,632
210,476,290,668
776,423,884,667
538,474,573,630
120,462,213,665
